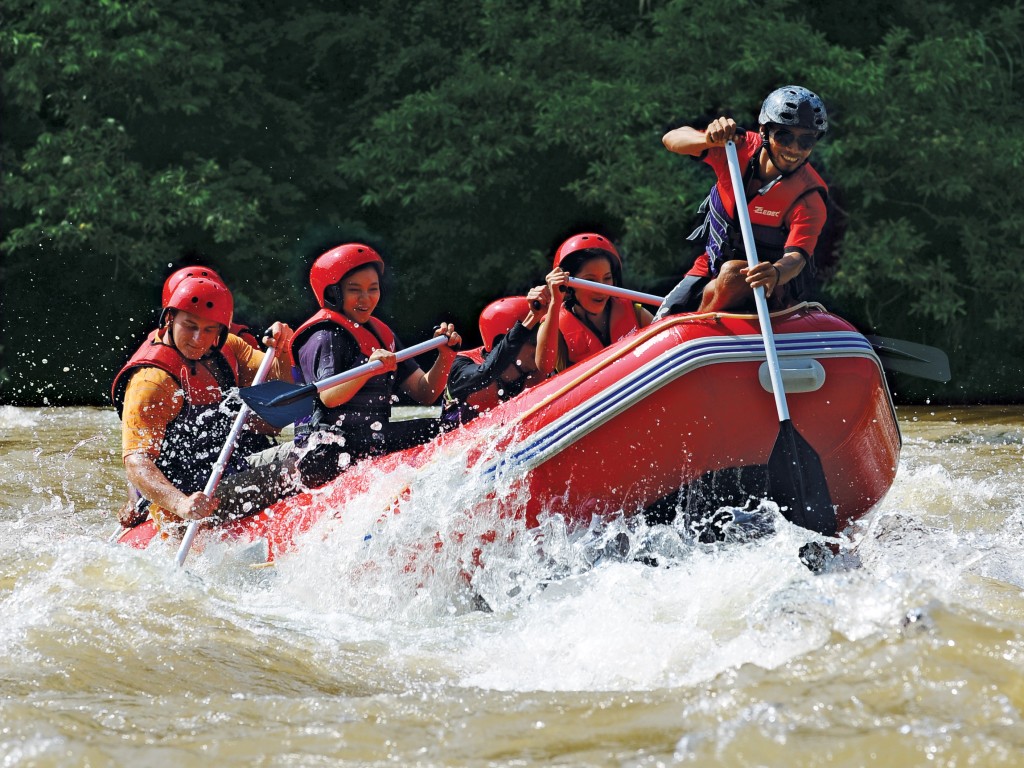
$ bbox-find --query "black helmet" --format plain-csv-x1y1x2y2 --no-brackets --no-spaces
759,86,828,135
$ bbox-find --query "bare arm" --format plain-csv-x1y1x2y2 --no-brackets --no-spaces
233,321,297,386
741,251,807,296
262,321,296,382
535,268,569,375
663,117,738,156
119,370,216,520
124,453,218,521
741,188,823,295
399,323,462,405
318,347,397,408
523,284,549,329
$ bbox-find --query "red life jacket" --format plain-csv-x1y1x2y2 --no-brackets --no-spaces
111,329,240,417
110,330,257,496
694,134,828,276
289,309,399,428
559,297,641,366
289,309,396,365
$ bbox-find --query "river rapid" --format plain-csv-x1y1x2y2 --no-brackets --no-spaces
2,404,1024,767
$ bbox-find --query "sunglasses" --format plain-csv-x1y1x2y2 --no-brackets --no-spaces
771,128,818,151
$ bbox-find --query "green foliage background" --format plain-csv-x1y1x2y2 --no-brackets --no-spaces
3,0,1022,405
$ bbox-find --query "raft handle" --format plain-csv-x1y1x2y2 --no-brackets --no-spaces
758,358,825,394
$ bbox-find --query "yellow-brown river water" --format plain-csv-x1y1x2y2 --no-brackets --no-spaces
2,405,1024,767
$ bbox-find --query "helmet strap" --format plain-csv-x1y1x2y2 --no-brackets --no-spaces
322,284,342,311
158,308,176,347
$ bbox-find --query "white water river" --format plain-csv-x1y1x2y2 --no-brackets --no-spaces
2,404,1023,767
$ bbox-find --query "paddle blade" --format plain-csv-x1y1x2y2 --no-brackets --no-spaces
767,420,836,536
238,380,317,429
867,335,951,382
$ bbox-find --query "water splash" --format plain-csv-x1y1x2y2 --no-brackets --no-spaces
5,406,1024,764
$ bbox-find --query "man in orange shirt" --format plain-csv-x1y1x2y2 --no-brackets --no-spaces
112,276,295,530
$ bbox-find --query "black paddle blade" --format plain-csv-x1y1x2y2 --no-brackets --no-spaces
867,335,951,382
238,380,317,429
767,420,836,536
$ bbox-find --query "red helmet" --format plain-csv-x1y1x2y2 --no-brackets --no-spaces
310,243,385,309
479,296,531,352
162,265,225,307
553,233,622,284
164,277,233,328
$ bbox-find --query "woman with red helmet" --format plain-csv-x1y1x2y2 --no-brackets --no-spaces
112,276,296,530
655,85,829,317
440,288,548,428
288,243,461,487
535,233,654,375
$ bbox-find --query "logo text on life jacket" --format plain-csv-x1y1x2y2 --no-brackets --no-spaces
753,205,782,218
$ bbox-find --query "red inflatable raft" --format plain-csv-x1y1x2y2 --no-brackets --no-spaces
118,303,901,561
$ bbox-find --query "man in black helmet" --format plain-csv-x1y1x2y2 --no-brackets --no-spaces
655,85,830,317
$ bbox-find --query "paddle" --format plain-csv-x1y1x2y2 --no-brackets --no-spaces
176,345,278,567
725,139,836,536
239,335,450,429
563,277,664,306
865,335,950,382
562,277,951,383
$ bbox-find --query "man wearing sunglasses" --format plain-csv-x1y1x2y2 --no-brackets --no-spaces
654,85,829,317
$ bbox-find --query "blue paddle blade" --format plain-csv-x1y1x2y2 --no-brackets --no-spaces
238,380,317,429
767,419,836,536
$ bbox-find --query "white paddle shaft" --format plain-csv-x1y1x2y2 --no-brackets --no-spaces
176,345,278,568
564,277,663,306
725,140,790,422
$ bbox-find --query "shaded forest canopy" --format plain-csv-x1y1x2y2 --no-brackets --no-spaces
3,0,1023,405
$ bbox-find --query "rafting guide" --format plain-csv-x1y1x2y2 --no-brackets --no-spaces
656,85,829,318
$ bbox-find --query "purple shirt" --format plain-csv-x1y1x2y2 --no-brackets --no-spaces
296,327,419,387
